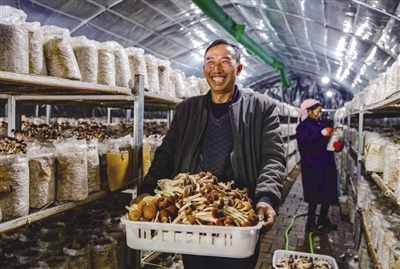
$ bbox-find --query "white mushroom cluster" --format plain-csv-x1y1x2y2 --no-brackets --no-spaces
126,172,260,227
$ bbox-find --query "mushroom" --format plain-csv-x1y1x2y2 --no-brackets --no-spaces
158,209,170,222
128,209,142,221
142,204,157,220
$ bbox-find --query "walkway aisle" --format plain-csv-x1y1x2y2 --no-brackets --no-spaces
256,167,357,269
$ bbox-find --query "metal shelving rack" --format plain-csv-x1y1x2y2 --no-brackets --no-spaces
0,74,138,233
339,91,400,269
0,71,183,268
279,111,300,177
356,92,400,209
0,71,150,234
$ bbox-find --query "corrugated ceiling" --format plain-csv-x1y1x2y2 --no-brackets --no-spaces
1,0,400,109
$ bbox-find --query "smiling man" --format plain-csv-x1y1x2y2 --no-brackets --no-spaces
141,39,286,269
203,39,242,103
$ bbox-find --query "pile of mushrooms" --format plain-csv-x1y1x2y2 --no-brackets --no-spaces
16,123,64,140
275,255,333,269
15,121,133,141
0,137,27,155
126,172,260,227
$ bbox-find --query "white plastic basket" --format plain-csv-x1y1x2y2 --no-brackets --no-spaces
121,215,263,258
272,250,338,269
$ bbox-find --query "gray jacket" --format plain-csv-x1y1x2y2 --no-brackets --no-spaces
142,89,286,207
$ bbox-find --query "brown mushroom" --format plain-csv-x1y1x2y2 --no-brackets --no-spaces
137,200,147,210
129,209,142,221
143,204,157,220
158,209,170,223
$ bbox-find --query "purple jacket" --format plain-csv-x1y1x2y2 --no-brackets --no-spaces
296,117,338,204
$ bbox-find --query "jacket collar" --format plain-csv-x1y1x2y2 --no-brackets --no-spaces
205,85,241,105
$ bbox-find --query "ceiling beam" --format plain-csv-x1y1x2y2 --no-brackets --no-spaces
351,0,400,22
69,0,123,34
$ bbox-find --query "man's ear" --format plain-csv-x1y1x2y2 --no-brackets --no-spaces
236,64,243,76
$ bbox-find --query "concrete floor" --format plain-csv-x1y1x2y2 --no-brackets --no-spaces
256,166,358,269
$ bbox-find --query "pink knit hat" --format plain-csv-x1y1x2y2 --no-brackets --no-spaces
299,99,321,121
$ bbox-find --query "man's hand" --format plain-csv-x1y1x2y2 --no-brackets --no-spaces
256,201,277,234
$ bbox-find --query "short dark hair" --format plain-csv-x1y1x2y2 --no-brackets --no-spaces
204,39,241,63
307,103,322,111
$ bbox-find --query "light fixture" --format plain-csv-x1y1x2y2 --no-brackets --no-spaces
326,90,333,97
322,76,330,84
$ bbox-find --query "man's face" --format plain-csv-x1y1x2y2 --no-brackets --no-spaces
203,44,242,94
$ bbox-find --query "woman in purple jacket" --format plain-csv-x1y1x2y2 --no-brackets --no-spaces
296,99,340,233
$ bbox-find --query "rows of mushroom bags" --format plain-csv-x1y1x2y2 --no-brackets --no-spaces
0,120,136,222
356,174,400,269
0,193,135,269
335,132,400,269
338,120,400,205
0,5,209,99
333,123,400,268
0,113,174,221
363,128,400,205
333,57,400,115
275,102,301,175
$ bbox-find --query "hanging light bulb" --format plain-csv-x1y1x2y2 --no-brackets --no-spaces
326,90,333,97
322,76,330,84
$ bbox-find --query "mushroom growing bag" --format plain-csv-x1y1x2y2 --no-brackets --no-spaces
97,41,116,86
0,154,29,220
0,5,29,74
126,46,149,91
144,54,160,94
26,21,47,75
54,138,88,201
71,35,98,83
27,141,56,208
42,25,82,80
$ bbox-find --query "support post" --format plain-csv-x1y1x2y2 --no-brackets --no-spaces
132,74,144,269
46,105,51,125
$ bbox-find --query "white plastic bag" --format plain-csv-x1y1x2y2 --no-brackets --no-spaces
0,154,29,220
112,41,130,87
27,141,56,208
327,126,343,151
54,138,88,201
97,41,116,86
42,25,82,80
173,69,186,99
26,21,47,75
383,141,400,190
158,59,171,96
185,76,200,97
0,5,29,74
71,35,98,83
168,68,176,98
87,139,101,193
364,133,386,173
144,54,160,94
198,78,210,95
126,46,149,91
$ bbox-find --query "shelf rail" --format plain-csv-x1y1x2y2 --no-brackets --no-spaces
370,173,400,209
359,209,382,269
0,191,107,234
